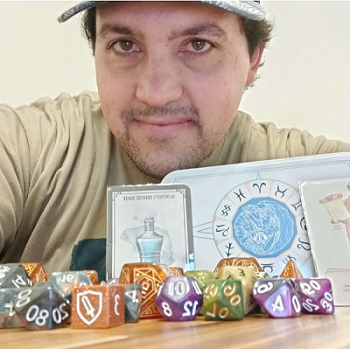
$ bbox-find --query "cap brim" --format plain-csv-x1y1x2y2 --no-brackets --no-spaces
58,1,265,23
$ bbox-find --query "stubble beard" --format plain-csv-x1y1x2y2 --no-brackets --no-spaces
116,107,221,180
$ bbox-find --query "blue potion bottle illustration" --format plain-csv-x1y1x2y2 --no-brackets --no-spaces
136,216,163,263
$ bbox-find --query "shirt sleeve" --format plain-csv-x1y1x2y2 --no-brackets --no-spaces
0,103,34,256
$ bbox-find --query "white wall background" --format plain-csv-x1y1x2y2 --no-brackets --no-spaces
1,1,349,143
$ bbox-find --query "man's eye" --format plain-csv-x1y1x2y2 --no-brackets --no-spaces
185,39,212,53
112,40,141,53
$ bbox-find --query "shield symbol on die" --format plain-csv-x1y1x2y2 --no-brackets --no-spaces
76,290,103,325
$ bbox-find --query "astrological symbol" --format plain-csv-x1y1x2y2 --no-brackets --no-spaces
225,242,234,257
297,238,311,251
300,217,308,231
283,254,296,264
275,185,288,198
221,205,232,217
234,189,246,202
215,224,230,237
260,263,275,274
253,182,267,194
291,199,303,212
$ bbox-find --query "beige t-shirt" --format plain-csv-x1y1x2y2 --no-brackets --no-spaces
0,91,349,274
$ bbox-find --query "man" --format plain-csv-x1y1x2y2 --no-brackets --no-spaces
0,1,349,280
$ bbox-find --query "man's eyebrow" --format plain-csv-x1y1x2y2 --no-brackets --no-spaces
169,24,227,40
97,23,144,40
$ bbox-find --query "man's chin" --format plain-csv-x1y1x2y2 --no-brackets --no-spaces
130,153,203,180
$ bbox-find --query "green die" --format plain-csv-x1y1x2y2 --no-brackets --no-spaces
184,270,215,290
216,266,258,315
185,270,216,315
256,272,270,280
202,279,244,321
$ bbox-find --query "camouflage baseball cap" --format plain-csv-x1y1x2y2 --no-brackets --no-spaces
58,1,265,23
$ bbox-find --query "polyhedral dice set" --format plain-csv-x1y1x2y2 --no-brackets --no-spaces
0,258,336,331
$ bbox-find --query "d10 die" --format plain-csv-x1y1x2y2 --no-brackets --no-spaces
213,257,262,274
0,289,24,328
202,279,245,321
156,276,203,321
253,278,301,318
71,284,125,329
48,271,92,301
14,286,71,330
0,264,32,289
294,278,334,314
119,283,142,323
216,266,258,315
119,263,174,319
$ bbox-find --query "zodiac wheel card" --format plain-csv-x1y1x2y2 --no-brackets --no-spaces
162,153,350,278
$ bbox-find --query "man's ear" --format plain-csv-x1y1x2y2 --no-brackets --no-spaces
246,43,265,86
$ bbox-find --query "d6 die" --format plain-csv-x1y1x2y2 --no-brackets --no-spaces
202,279,245,321
253,278,301,318
156,276,203,321
294,278,334,314
71,284,125,329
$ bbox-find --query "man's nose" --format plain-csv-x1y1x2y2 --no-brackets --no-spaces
135,55,183,108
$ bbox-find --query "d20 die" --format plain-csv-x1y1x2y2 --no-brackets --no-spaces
213,257,262,274
0,288,24,328
253,278,301,318
294,278,334,314
71,284,125,329
202,279,245,321
21,263,47,285
119,283,142,323
48,271,92,301
119,263,174,319
156,276,203,321
280,260,303,279
0,264,32,289
216,266,258,315
13,286,71,330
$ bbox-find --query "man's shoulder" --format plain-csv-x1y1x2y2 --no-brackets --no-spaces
229,110,350,161
28,90,100,111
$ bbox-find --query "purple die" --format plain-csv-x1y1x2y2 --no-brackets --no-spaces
253,278,301,318
294,278,334,315
156,275,203,321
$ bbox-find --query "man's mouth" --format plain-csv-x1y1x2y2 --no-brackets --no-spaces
133,118,194,136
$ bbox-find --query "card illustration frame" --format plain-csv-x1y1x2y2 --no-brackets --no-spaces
106,184,194,280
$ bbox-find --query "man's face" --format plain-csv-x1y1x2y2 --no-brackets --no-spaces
95,1,262,179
